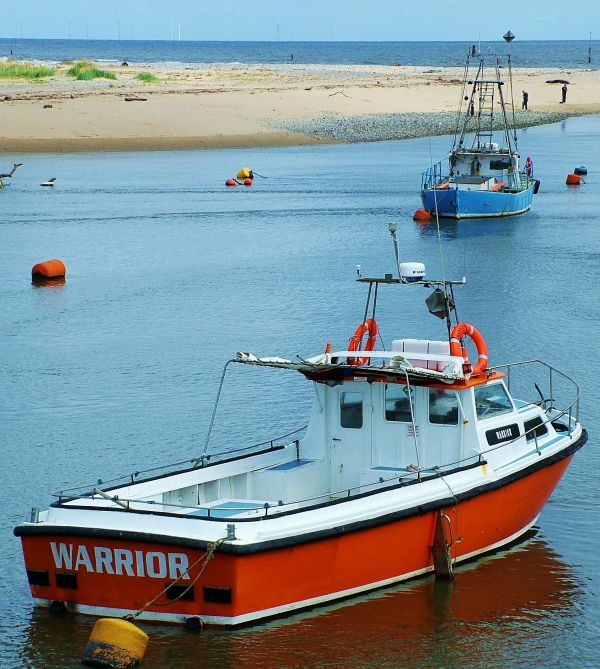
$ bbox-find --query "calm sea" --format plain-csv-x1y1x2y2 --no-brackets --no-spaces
0,37,597,69
1,116,599,667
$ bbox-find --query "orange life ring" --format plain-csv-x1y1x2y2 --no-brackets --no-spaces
449,322,488,376
347,319,378,366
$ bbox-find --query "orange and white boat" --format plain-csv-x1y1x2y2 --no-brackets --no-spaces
15,228,587,627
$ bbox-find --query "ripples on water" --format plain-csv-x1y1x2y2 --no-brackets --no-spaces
1,116,599,667
0,38,598,69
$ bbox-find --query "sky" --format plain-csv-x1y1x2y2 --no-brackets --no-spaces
1,1,597,42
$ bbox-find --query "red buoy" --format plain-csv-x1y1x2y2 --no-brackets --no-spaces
566,173,582,185
225,178,237,187
244,178,253,186
413,209,432,222
31,259,66,280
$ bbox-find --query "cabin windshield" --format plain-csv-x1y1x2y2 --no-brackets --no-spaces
474,383,513,420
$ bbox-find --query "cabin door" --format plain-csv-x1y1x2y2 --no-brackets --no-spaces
419,387,464,469
330,382,372,495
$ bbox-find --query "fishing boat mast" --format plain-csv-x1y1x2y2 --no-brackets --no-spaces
454,54,515,157
503,30,519,147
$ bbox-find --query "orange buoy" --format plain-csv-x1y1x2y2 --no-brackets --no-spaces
225,178,237,187
243,178,253,186
31,259,66,280
566,173,582,185
413,209,432,222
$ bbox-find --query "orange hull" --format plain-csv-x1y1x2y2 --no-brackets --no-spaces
18,454,573,625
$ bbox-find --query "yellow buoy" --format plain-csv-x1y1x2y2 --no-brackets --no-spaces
82,618,148,668
236,166,253,180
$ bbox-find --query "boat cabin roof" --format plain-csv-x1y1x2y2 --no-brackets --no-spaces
234,348,504,389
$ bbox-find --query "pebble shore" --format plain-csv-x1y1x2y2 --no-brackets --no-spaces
282,110,576,143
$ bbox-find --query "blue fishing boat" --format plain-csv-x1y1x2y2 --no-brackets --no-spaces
421,32,538,219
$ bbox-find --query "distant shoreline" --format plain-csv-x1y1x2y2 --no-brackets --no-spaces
0,61,597,153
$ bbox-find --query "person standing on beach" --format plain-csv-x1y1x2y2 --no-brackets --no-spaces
561,84,568,103
522,90,529,110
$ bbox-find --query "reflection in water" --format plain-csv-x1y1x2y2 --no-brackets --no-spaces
414,216,520,241
20,536,581,669
31,277,66,289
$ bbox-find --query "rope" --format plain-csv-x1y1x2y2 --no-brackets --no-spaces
404,370,421,476
433,468,460,547
428,139,452,339
124,537,227,621
201,360,234,457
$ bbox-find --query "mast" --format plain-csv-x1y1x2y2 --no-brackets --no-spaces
503,30,518,148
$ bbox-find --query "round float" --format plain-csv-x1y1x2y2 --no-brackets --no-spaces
413,209,432,222
31,259,66,281
82,618,148,669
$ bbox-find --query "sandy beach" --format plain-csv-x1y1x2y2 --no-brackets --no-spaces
1,61,599,152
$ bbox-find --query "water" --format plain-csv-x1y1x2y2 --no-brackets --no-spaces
0,37,598,69
1,116,599,667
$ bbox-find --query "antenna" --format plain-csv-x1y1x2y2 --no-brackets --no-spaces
388,221,402,279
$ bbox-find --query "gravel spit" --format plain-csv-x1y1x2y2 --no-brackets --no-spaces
281,110,577,144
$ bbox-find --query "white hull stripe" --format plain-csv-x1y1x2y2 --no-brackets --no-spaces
32,517,538,626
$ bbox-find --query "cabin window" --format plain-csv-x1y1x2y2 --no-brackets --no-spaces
474,383,513,420
340,392,363,429
524,416,549,441
428,389,459,425
385,384,414,423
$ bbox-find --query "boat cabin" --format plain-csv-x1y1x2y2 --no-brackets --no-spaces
61,336,565,523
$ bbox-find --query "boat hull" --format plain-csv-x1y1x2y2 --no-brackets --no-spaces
16,447,578,626
420,183,534,219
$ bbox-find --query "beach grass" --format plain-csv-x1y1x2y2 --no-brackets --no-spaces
135,72,159,83
0,60,56,80
67,61,117,81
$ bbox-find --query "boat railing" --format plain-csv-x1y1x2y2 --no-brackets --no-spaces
481,359,581,457
78,453,485,519
421,160,446,190
53,425,308,502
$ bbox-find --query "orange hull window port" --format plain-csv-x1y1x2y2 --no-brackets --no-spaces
31,259,67,280
449,322,488,376
347,319,378,366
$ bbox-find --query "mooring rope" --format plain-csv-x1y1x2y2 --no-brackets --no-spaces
124,537,227,620
433,467,460,546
